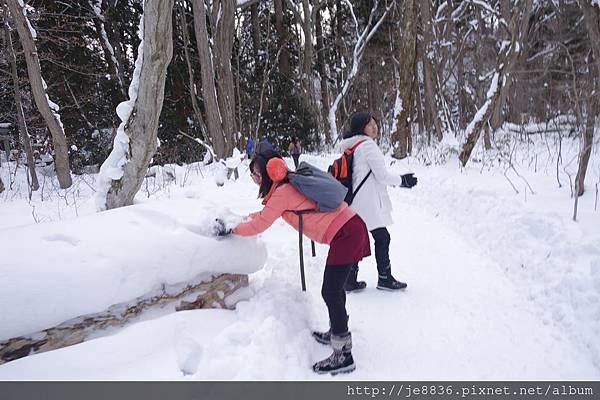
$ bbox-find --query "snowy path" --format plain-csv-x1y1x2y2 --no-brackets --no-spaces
344,199,597,379
195,192,598,379
0,162,597,379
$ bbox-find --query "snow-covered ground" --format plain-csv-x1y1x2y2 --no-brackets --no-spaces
0,133,598,379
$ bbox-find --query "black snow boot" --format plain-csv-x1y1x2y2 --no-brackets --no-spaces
344,265,366,292
377,267,407,291
311,329,331,345
312,332,355,375
312,316,348,345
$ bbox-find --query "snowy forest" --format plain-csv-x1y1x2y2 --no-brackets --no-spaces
0,0,599,380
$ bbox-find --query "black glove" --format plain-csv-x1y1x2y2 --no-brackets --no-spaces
214,218,232,237
400,173,418,188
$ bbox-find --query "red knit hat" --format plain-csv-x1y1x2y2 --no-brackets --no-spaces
266,157,289,182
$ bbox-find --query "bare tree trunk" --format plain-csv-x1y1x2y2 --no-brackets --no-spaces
177,1,208,140
575,95,596,197
274,0,290,76
5,0,72,189
103,0,174,209
483,125,492,149
90,0,127,99
327,0,394,139
250,3,260,58
418,0,443,142
490,0,517,130
581,0,600,61
105,5,129,89
0,177,4,194
3,11,39,191
315,8,331,143
286,0,327,138
213,0,237,153
274,0,290,114
459,0,533,167
456,43,467,130
193,0,227,158
391,0,417,159
575,0,600,197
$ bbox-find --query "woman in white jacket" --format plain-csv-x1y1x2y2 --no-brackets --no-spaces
338,112,417,291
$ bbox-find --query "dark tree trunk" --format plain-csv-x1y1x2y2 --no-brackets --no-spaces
3,10,39,191
392,0,417,159
5,0,72,188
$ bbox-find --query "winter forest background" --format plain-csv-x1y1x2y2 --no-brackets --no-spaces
0,0,599,380
0,0,597,179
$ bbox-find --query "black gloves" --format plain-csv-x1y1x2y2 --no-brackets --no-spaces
400,173,418,188
214,218,232,237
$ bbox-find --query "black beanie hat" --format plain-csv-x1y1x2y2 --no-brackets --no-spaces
345,111,372,138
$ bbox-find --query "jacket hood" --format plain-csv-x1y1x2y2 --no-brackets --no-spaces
336,134,372,152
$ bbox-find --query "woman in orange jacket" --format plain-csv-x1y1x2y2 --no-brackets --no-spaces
230,150,370,375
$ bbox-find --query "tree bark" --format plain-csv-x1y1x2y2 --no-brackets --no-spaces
105,0,174,209
177,1,208,140
193,0,227,158
274,0,290,80
575,94,596,196
418,0,443,142
490,0,519,130
391,0,417,159
0,273,248,365
286,0,326,137
91,0,127,99
213,0,237,153
5,0,72,189
459,0,533,167
575,0,600,196
4,9,39,191
250,3,260,59
315,8,331,143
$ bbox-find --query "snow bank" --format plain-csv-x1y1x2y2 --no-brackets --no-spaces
0,198,266,340
411,143,600,368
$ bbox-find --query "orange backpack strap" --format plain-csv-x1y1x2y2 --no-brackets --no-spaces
348,139,368,153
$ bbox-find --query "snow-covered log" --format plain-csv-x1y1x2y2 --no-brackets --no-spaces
0,273,248,365
0,199,266,362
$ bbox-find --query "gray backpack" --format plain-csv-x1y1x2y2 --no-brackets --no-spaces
285,161,348,291
287,161,347,212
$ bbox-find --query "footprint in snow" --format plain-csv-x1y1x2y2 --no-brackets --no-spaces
42,234,80,246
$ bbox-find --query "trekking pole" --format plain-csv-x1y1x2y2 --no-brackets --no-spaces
298,214,307,291
311,240,316,257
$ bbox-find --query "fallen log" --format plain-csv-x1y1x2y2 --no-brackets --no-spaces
0,273,248,365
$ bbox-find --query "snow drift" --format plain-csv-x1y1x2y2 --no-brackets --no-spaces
0,199,266,340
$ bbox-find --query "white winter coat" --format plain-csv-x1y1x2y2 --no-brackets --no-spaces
338,135,402,231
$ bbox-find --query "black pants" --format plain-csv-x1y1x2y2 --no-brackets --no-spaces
322,263,353,334
370,227,391,273
292,154,300,168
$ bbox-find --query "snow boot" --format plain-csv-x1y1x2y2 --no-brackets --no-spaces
377,267,407,291
344,265,366,292
312,316,348,345
312,332,355,375
311,329,331,345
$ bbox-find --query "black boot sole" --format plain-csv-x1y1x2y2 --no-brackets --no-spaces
376,285,407,291
313,363,356,375
344,287,366,293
